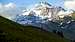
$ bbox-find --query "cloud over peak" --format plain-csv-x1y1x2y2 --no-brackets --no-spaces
64,0,75,10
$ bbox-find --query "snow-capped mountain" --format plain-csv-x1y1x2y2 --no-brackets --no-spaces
13,1,75,40
13,1,65,31
13,1,72,32
22,2,65,21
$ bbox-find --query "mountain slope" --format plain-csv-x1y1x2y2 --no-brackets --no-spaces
0,16,69,42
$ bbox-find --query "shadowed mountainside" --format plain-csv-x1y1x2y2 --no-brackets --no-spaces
0,16,69,42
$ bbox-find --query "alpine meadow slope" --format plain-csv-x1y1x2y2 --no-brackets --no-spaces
0,16,69,42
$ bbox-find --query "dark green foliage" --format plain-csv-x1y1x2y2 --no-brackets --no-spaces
0,16,69,42
72,11,75,20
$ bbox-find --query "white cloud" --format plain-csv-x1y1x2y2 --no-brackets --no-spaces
0,3,16,9
0,3,17,19
5,3,16,9
0,3,22,20
58,10,73,15
64,0,75,10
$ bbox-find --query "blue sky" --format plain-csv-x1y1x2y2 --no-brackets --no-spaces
0,0,64,8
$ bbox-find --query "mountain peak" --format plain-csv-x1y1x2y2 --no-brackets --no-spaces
39,1,52,6
34,1,53,9
21,1,64,21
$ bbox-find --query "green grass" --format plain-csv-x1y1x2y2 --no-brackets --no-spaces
0,16,70,42
72,11,75,20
